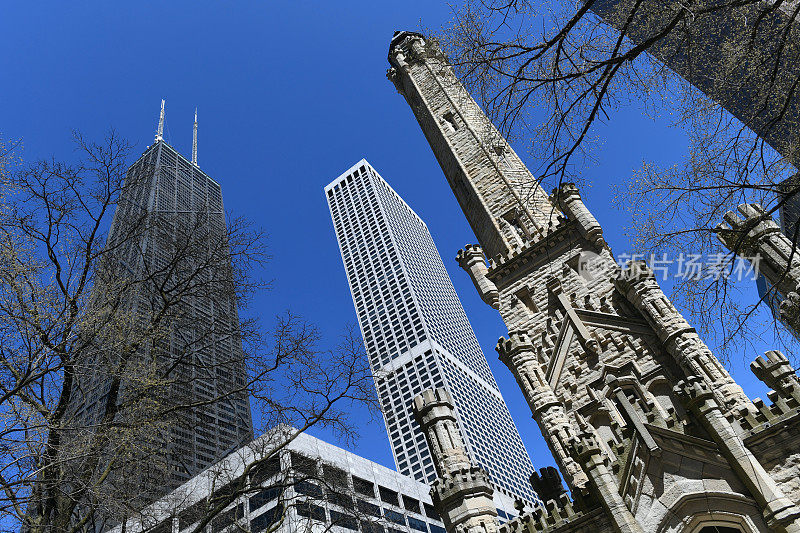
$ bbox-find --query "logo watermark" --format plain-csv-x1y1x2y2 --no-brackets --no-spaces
574,251,762,283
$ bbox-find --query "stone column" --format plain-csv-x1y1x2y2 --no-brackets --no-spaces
496,332,589,490
413,389,499,533
614,261,753,414
716,203,800,334
676,376,800,533
550,183,606,249
456,245,499,309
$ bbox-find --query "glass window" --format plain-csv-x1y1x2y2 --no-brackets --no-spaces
250,505,283,533
385,509,405,525
211,503,243,533
297,502,326,522
353,476,375,497
357,499,381,517
408,517,428,532
330,510,358,531
178,499,208,529
379,486,399,506
249,486,280,512
250,456,281,486
328,490,353,509
323,464,348,489
361,522,385,533
402,496,421,514
294,481,322,498
290,452,317,478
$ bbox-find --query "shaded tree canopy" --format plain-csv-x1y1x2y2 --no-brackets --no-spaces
0,133,377,533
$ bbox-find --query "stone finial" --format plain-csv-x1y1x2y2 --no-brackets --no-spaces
550,183,606,249
388,30,427,70
752,350,800,403
674,376,716,413
386,67,403,94
457,245,500,309
780,294,800,333
568,421,605,465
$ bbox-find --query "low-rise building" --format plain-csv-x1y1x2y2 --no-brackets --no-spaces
112,426,504,533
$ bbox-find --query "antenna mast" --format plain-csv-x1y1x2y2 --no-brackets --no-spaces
192,108,198,166
155,99,165,142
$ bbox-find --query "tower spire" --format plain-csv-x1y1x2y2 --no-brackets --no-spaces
155,99,165,142
192,108,198,166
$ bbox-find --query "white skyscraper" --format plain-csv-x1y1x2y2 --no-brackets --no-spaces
325,160,538,511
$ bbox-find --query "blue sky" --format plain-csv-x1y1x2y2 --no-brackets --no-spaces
0,2,778,476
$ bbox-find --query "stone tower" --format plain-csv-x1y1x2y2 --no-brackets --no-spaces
716,203,800,335
389,30,800,533
413,388,499,533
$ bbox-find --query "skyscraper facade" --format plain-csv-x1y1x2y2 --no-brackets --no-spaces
325,160,537,508
69,113,253,499
589,0,800,167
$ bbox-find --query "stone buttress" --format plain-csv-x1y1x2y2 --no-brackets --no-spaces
389,30,800,533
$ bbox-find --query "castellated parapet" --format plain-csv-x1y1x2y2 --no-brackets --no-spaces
390,29,800,533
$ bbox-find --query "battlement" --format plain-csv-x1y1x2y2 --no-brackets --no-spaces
496,331,536,365
413,388,454,414
739,350,800,437
499,494,603,533
432,466,495,502
486,215,572,278
388,30,426,64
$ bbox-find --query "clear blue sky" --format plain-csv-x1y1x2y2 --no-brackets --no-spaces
0,2,777,476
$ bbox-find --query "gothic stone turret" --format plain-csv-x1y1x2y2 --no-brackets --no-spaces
716,203,800,335
390,30,800,533
413,388,499,533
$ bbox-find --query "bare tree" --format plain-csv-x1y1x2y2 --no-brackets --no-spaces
435,0,800,358
0,132,377,533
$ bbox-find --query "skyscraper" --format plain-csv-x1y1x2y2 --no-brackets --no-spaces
69,103,253,500
325,160,538,510
589,0,800,166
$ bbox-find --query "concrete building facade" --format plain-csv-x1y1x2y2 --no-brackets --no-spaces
325,161,537,513
112,427,448,533
388,30,800,533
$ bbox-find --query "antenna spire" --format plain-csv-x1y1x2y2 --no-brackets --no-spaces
155,99,165,142
192,108,198,166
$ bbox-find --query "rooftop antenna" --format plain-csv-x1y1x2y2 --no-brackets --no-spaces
192,108,198,166
155,99,165,142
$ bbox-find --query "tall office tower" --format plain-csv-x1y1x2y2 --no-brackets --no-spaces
325,159,538,511
589,0,800,167
69,103,253,501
